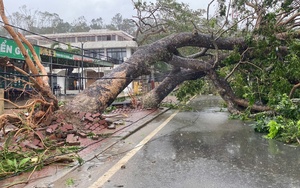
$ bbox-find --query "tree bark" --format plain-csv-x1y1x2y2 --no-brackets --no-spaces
143,68,205,108
207,69,270,114
289,83,300,99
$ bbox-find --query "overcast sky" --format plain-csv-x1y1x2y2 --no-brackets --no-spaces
3,0,214,23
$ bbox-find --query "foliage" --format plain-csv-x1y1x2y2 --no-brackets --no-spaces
58,100,67,107
90,17,104,29
106,13,136,35
70,16,90,32
104,106,116,114
266,120,282,139
275,94,300,119
253,94,300,143
175,78,211,103
224,35,300,109
215,0,300,117
0,131,82,179
0,151,33,176
153,61,171,73
0,134,36,177
86,132,96,138
66,178,75,186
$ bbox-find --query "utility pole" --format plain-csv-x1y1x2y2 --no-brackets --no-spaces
150,65,155,90
80,42,85,92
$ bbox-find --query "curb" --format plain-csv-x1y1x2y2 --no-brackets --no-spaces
114,107,170,140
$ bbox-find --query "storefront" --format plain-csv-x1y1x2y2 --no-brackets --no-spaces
0,36,113,99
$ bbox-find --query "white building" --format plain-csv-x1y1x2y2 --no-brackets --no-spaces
26,29,138,95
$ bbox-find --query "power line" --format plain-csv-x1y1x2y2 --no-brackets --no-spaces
0,21,122,63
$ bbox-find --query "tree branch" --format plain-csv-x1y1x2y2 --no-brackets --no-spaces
289,83,300,99
17,33,50,87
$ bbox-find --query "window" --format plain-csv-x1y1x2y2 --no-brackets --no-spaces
87,36,96,41
69,37,76,42
107,48,127,64
57,38,64,42
77,36,86,42
118,36,124,41
97,35,115,41
58,37,76,43
78,36,96,42
84,48,105,59
97,35,105,41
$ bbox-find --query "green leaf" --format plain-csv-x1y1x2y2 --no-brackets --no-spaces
6,159,14,167
13,159,18,169
266,120,280,139
19,158,31,167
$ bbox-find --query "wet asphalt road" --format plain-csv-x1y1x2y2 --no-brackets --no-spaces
54,95,300,188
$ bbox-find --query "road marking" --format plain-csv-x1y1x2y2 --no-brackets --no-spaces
89,110,180,188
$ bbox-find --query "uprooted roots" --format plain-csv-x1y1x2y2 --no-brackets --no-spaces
0,98,55,135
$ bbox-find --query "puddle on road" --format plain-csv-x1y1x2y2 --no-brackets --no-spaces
168,95,300,186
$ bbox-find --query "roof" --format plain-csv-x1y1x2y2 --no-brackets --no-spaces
26,29,135,41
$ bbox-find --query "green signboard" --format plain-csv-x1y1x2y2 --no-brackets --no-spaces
0,37,40,60
0,36,113,67
56,51,74,60
40,47,74,60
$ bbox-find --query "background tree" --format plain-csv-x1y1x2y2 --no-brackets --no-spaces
90,17,104,29
70,16,90,32
0,25,8,36
55,21,72,33
106,13,136,35
5,5,72,34
2,5,136,35
37,12,66,34
8,5,38,33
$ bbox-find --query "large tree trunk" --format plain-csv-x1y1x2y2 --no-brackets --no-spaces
64,63,144,113
143,68,205,108
66,33,244,113
65,33,246,113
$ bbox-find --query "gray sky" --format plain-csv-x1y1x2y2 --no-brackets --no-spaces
3,0,214,23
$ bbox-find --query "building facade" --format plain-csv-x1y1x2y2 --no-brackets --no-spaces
0,35,114,98
26,29,137,64
26,29,138,95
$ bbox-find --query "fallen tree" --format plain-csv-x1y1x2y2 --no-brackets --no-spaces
0,0,300,182
0,0,299,140
65,32,245,113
